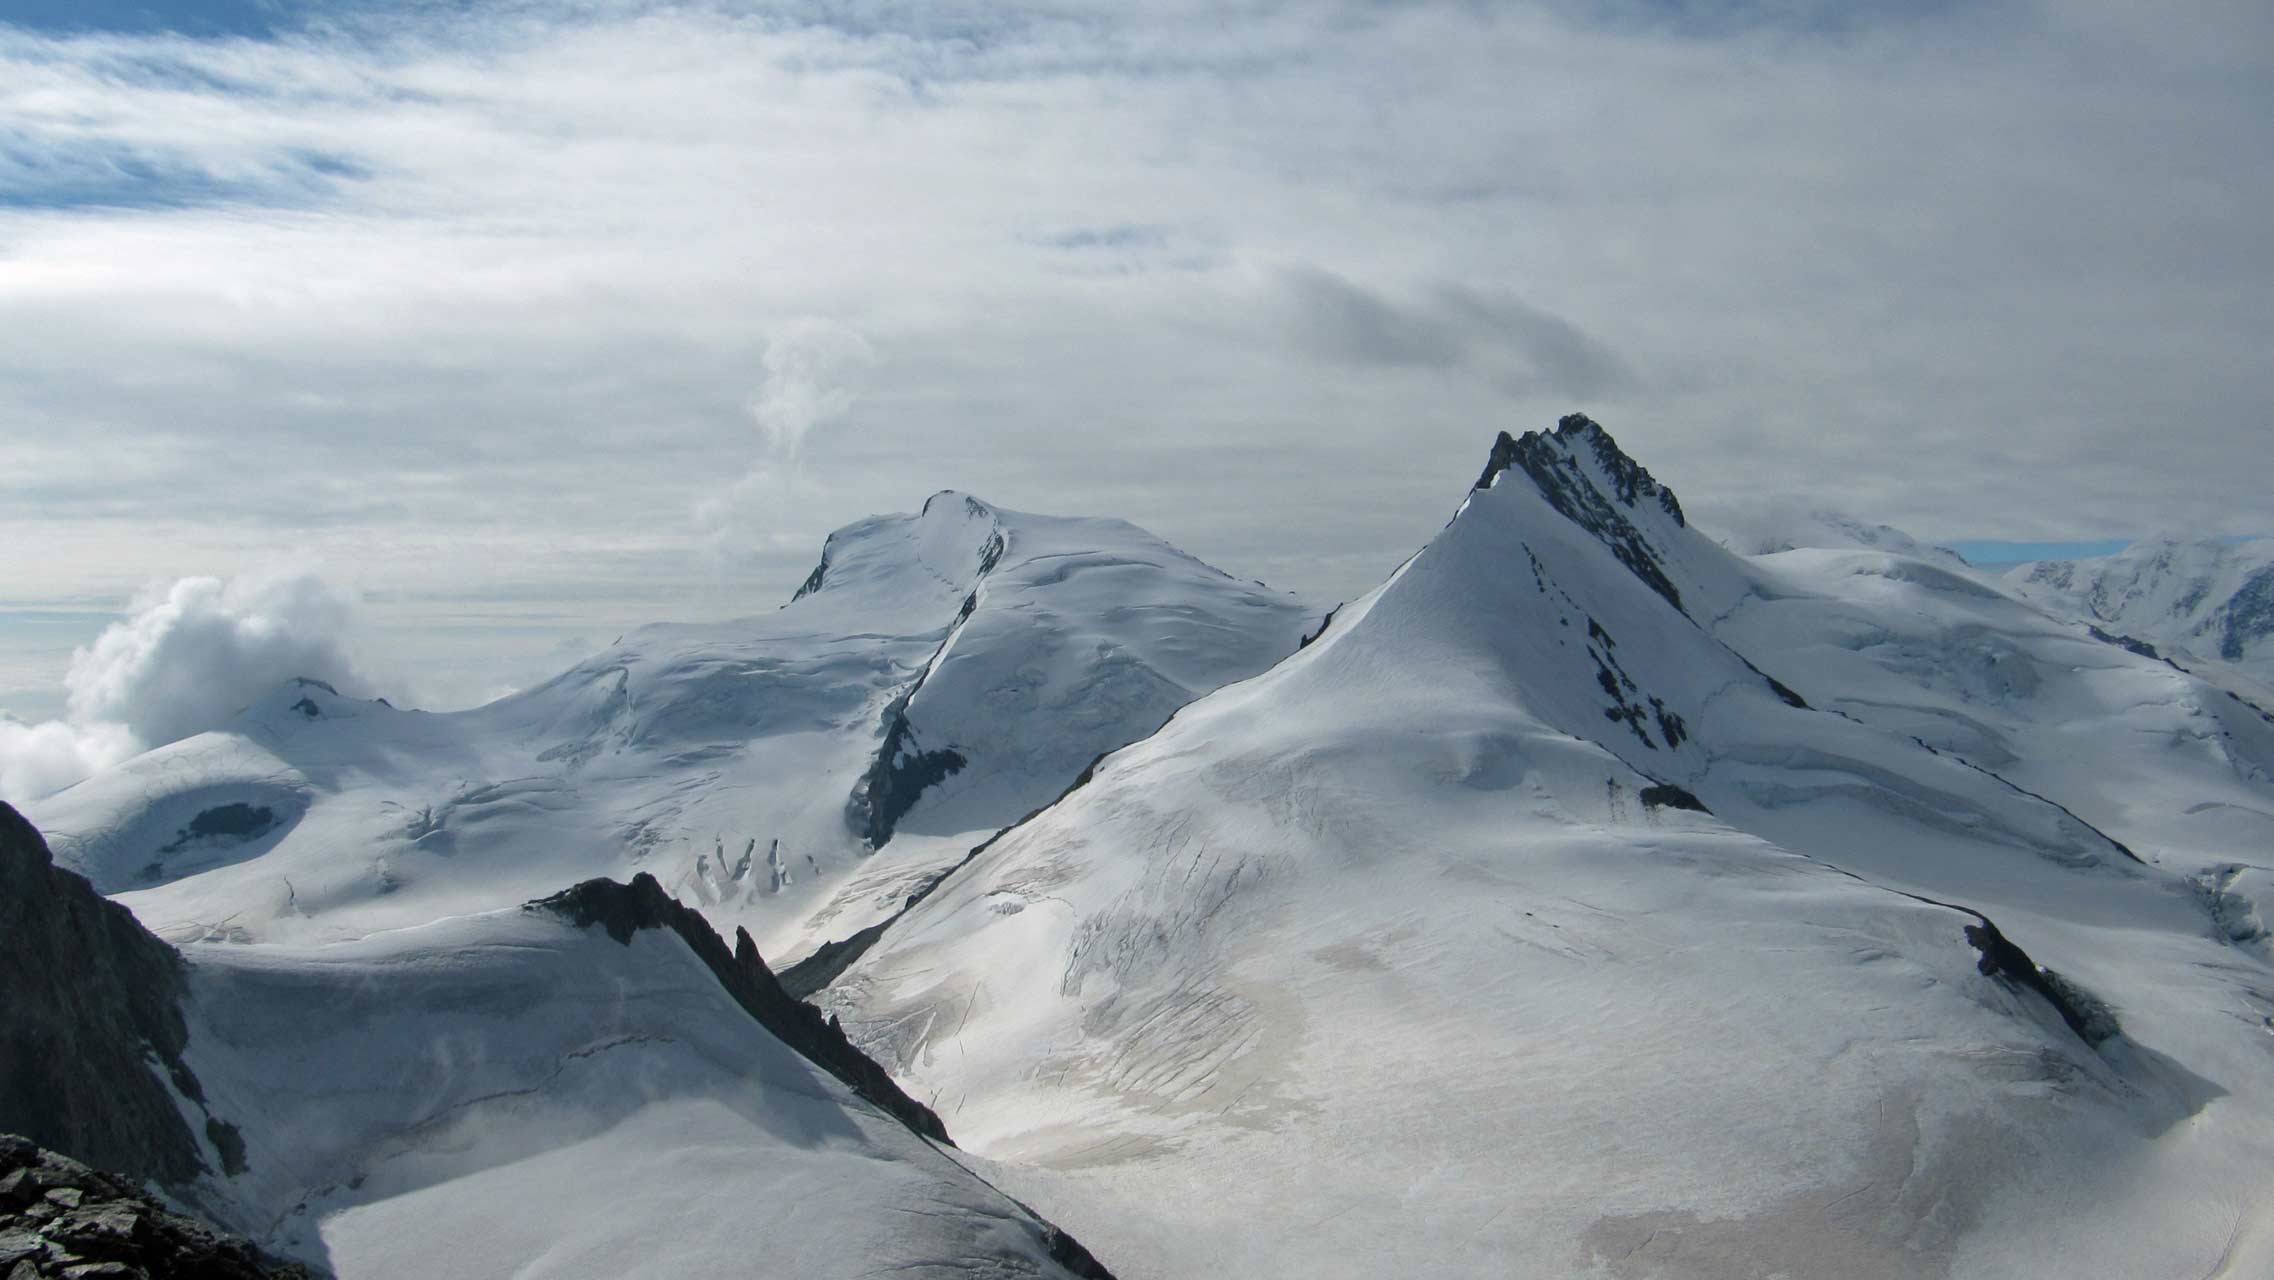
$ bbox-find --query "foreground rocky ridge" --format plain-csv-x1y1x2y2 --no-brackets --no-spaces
0,804,232,1191
0,1135,311,1280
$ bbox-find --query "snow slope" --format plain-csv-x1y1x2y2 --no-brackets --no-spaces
1711,538,2274,944
817,418,2274,1279
26,494,1312,960
2007,534,2274,687
174,902,1101,1279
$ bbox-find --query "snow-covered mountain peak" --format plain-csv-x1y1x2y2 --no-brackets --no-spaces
234,676,388,729
789,489,1008,612
1468,413,1693,612
810,415,2274,1277
922,488,995,517
1478,414,1685,522
18,417,2274,1279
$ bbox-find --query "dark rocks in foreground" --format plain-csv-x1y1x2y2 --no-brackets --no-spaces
0,1135,311,1280
0,804,235,1190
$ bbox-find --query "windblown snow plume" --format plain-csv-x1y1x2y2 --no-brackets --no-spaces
747,317,876,462
697,317,878,551
0,570,374,804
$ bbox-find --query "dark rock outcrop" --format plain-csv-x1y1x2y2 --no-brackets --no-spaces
788,525,852,602
2085,624,2165,663
155,804,276,856
1638,783,1709,813
847,695,968,849
778,915,901,1001
530,874,951,1144
1962,915,2122,1048
1038,1219,1118,1280
534,875,1124,1277
842,517,1007,849
0,1135,309,1280
0,805,236,1189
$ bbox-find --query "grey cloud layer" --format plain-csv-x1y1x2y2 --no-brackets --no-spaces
0,0,2267,705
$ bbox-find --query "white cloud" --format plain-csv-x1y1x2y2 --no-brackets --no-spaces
0,568,378,805
0,716,136,808
65,569,374,745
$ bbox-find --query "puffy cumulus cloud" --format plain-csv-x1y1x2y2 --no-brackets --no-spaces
0,569,377,805
65,570,374,746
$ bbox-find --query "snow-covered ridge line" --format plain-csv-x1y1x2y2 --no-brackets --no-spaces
23,409,2274,1277
1480,417,2146,874
530,870,952,1144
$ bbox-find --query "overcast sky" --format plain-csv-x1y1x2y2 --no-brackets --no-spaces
2,0,2270,725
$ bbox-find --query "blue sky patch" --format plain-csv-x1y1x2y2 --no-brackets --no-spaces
0,0,294,39
0,141,371,213
1949,539,2136,566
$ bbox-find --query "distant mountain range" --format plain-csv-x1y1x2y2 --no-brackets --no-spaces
8,418,2273,1279
2006,534,2274,688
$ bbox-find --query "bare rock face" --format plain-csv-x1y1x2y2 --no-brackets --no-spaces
0,804,237,1189
0,1135,309,1280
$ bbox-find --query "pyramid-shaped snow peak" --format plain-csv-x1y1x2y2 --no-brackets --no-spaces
811,414,2274,1278
1473,414,1689,611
